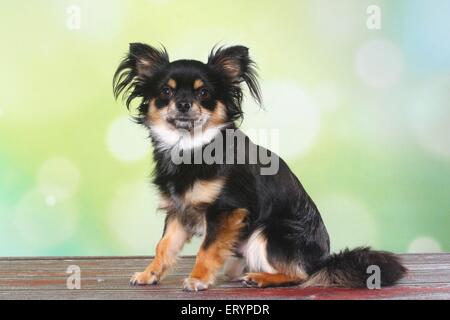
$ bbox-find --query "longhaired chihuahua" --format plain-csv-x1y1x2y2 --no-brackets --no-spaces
113,43,406,291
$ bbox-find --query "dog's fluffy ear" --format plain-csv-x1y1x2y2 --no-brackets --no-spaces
113,43,169,107
208,45,261,105
128,43,169,78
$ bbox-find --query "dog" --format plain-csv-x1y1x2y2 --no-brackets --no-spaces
113,43,406,291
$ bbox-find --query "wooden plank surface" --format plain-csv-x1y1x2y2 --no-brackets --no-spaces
0,254,449,300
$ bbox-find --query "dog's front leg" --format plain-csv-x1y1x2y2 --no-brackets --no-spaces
183,209,247,291
130,217,189,285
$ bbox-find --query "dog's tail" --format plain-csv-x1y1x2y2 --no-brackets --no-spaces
302,247,407,288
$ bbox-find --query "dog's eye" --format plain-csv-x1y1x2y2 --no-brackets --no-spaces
197,88,210,99
160,87,173,98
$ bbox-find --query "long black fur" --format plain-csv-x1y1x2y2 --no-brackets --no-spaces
113,43,406,288
303,247,407,287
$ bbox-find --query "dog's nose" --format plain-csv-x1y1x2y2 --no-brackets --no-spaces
176,101,191,113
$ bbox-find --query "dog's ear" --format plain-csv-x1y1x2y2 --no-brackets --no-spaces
113,43,169,107
208,45,261,105
128,43,169,78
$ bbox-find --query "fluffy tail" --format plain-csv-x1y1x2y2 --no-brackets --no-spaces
302,247,407,288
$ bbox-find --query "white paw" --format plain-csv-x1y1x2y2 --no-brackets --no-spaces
130,271,158,285
183,277,209,291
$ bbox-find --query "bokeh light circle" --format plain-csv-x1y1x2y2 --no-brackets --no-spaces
15,189,78,248
107,181,164,253
106,116,150,162
410,75,450,158
309,0,367,47
37,157,80,201
243,80,320,159
313,82,339,113
317,194,377,252
0,204,17,254
355,38,405,88
408,236,442,253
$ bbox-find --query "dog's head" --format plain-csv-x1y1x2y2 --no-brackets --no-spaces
113,43,261,149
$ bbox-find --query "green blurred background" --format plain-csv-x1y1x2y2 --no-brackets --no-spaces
1,0,449,257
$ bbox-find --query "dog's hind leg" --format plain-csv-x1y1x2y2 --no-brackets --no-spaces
241,228,308,287
241,272,306,288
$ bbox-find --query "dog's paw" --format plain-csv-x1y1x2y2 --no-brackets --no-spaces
241,273,266,288
130,271,158,286
183,277,209,292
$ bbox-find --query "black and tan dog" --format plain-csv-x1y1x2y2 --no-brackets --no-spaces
113,43,406,291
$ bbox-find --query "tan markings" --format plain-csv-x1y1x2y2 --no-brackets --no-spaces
205,101,227,128
130,218,190,285
147,99,164,124
243,272,306,288
183,178,225,207
189,209,247,284
167,79,177,89
193,79,204,90
136,59,152,77
147,99,177,127
272,260,308,278
218,58,241,79
147,99,226,139
151,219,187,275
191,101,202,114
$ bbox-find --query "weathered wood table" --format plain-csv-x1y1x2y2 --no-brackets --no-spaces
1,254,449,300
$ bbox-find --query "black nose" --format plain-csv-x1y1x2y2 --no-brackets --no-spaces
176,101,191,113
